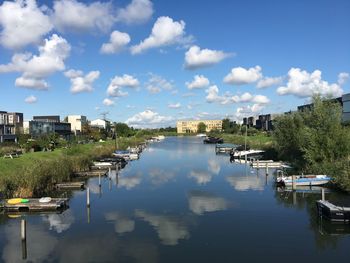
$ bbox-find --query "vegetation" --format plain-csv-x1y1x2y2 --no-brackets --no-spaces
197,122,206,133
273,96,350,191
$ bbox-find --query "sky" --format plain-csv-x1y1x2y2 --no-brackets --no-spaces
0,0,349,128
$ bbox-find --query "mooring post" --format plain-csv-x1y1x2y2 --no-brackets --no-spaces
265,163,269,176
98,174,101,186
292,175,296,190
109,177,112,191
21,219,26,241
87,206,91,224
257,159,259,169
293,191,297,206
321,188,325,201
87,187,90,207
108,167,111,178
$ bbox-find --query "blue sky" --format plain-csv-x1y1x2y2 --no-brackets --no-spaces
0,0,349,127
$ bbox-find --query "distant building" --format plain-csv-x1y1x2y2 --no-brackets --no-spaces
25,115,71,138
0,111,23,143
255,114,280,131
90,119,110,130
342,93,350,123
67,115,87,135
176,120,222,133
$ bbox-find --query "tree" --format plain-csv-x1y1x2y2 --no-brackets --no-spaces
222,118,231,132
115,123,134,137
197,122,206,133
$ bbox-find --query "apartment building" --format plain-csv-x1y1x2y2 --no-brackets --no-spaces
177,120,222,133
24,116,71,138
0,111,23,143
67,115,87,135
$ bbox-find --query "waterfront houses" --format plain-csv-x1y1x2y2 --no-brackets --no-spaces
0,111,23,143
177,120,222,134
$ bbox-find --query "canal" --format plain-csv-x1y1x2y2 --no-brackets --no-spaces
1,136,350,262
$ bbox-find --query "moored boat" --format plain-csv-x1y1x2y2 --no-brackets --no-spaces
276,174,331,186
203,136,224,144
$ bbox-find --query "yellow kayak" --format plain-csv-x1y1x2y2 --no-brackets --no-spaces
7,198,23,205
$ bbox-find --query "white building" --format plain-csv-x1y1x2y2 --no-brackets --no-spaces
90,119,110,129
67,115,87,135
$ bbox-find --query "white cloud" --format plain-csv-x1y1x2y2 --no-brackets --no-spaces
118,173,143,190
24,95,37,104
0,34,70,90
106,74,139,97
256,76,283,89
131,16,186,54
52,0,115,33
184,45,232,70
125,110,173,128
338,72,349,85
186,75,210,89
205,86,270,105
0,0,53,49
233,104,266,122
64,69,100,94
224,65,262,85
103,98,115,106
135,210,189,246
146,74,174,94
116,0,153,25
277,68,343,98
188,191,228,215
100,31,130,54
189,170,212,185
168,103,181,109
105,212,135,234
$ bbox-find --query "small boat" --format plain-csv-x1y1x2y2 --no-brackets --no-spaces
196,133,206,137
276,174,331,186
317,200,350,222
230,149,265,159
203,136,224,144
113,150,139,160
39,197,52,203
215,143,237,153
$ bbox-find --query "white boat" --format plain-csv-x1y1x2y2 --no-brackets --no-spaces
231,149,265,159
196,133,206,137
276,174,331,186
113,150,139,160
93,161,114,167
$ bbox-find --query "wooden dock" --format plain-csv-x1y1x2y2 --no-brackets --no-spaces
251,160,290,168
0,198,69,212
55,182,85,190
73,170,108,177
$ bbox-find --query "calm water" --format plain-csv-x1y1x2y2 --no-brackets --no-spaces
1,136,350,262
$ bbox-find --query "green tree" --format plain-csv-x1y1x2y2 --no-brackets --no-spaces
115,122,134,137
197,122,206,133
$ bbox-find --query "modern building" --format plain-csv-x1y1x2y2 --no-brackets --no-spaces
0,111,23,143
25,115,71,138
255,114,280,131
177,120,222,133
342,93,350,123
67,115,87,135
90,119,110,130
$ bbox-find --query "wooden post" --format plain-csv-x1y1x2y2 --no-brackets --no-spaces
257,159,259,169
321,188,325,201
98,174,101,186
293,191,297,206
265,163,269,176
21,219,26,241
87,187,90,207
292,175,296,190
108,167,111,178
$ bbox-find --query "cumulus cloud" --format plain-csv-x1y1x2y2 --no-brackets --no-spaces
277,68,344,98
189,170,212,185
135,210,189,246
100,31,131,54
224,65,262,85
0,34,70,90
125,110,173,128
0,0,53,49
64,69,100,94
24,95,37,104
118,173,143,190
186,75,210,89
226,175,265,191
184,45,232,70
52,0,115,33
107,74,139,97
188,191,228,215
131,16,187,54
146,74,174,94
103,98,115,106
168,103,181,109
105,212,135,234
338,72,349,85
205,85,270,105
256,76,283,89
116,0,153,25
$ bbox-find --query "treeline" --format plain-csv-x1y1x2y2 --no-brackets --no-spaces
273,96,350,191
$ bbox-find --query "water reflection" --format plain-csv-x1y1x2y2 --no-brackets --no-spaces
148,168,177,186
105,212,135,235
118,172,143,190
207,159,221,175
135,210,190,246
189,170,212,185
188,190,228,215
42,210,74,234
226,174,265,191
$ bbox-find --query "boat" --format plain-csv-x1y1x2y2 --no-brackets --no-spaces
196,133,206,137
215,143,237,153
276,174,331,186
230,149,265,159
113,150,139,160
203,136,224,144
317,200,350,222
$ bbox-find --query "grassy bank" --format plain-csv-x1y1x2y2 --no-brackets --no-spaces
0,137,145,198
219,133,274,149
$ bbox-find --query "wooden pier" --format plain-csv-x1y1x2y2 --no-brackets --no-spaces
0,198,69,212
73,170,108,177
55,182,85,190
